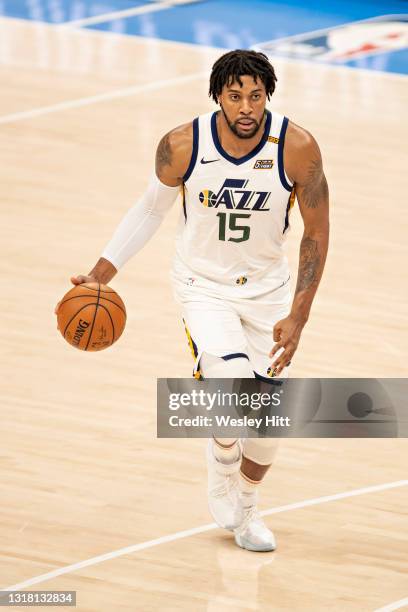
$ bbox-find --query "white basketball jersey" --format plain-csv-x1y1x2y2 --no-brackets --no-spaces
172,110,295,297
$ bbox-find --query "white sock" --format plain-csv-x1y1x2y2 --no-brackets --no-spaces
212,438,240,465
238,471,259,509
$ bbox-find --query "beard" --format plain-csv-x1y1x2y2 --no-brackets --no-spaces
220,105,264,139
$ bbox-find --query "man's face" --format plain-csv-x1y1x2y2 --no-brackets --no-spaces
218,75,267,139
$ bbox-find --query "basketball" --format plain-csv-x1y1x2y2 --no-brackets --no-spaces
57,283,126,351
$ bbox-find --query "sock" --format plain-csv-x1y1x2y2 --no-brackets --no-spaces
238,470,260,509
212,437,240,465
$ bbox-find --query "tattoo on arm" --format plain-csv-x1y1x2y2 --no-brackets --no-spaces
295,236,320,292
299,159,329,209
155,132,172,175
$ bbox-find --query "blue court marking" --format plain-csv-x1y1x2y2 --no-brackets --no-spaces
0,1,147,23
83,0,408,74
85,0,408,45
342,47,408,75
254,15,408,76
0,0,406,74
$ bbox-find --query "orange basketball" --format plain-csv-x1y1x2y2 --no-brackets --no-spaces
57,283,126,351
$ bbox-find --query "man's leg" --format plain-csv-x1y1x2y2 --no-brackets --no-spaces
200,351,254,530
232,283,292,551
201,350,253,464
240,438,278,493
198,351,279,550
231,438,278,551
179,295,280,547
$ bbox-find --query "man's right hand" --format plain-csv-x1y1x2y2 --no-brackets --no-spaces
70,274,97,286
54,275,97,317
55,258,117,324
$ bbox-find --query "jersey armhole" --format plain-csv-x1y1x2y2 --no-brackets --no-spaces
183,117,199,182
277,117,294,192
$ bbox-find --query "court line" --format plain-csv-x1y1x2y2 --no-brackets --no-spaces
0,71,207,125
60,0,203,28
374,598,408,612
2,479,406,592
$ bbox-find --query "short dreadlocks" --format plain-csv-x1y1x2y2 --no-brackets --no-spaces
209,49,277,103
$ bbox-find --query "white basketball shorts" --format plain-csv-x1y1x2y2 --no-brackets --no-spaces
172,268,292,381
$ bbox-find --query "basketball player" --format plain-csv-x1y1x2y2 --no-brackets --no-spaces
56,50,329,552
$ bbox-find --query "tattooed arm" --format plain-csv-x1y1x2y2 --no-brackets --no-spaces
289,128,329,321
270,123,329,375
156,122,194,186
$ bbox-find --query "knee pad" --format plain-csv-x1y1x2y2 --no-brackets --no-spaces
200,352,255,379
242,437,279,466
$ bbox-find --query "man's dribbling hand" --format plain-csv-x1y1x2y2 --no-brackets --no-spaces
269,315,305,376
70,274,97,287
54,274,96,319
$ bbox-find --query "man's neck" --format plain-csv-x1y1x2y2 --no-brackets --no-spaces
216,111,266,158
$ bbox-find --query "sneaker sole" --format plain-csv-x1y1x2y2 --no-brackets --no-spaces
234,534,277,552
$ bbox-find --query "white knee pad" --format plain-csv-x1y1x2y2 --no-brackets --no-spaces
200,352,255,379
242,438,280,466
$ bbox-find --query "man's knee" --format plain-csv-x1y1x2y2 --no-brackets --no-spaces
242,438,279,466
200,352,255,378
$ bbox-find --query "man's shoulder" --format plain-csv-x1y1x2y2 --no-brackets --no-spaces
283,120,323,184
156,121,195,183
286,120,318,154
165,121,194,154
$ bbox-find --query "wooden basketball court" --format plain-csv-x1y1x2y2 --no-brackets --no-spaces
1,15,407,611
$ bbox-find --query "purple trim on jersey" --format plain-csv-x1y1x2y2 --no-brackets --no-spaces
254,371,283,386
211,110,272,166
277,117,293,192
222,352,249,361
182,185,187,223
183,117,199,182
283,189,293,233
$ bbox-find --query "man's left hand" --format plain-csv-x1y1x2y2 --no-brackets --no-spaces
269,315,306,376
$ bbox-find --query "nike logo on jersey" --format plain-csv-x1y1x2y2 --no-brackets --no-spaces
200,157,220,164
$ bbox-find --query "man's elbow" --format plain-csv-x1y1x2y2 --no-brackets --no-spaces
304,220,329,240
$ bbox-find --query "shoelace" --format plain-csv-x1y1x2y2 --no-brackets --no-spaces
210,476,236,499
235,505,262,534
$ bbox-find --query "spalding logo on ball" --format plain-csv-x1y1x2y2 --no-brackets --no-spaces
57,283,126,351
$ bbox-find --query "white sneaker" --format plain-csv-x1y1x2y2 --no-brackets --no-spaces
234,498,276,552
207,439,243,531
